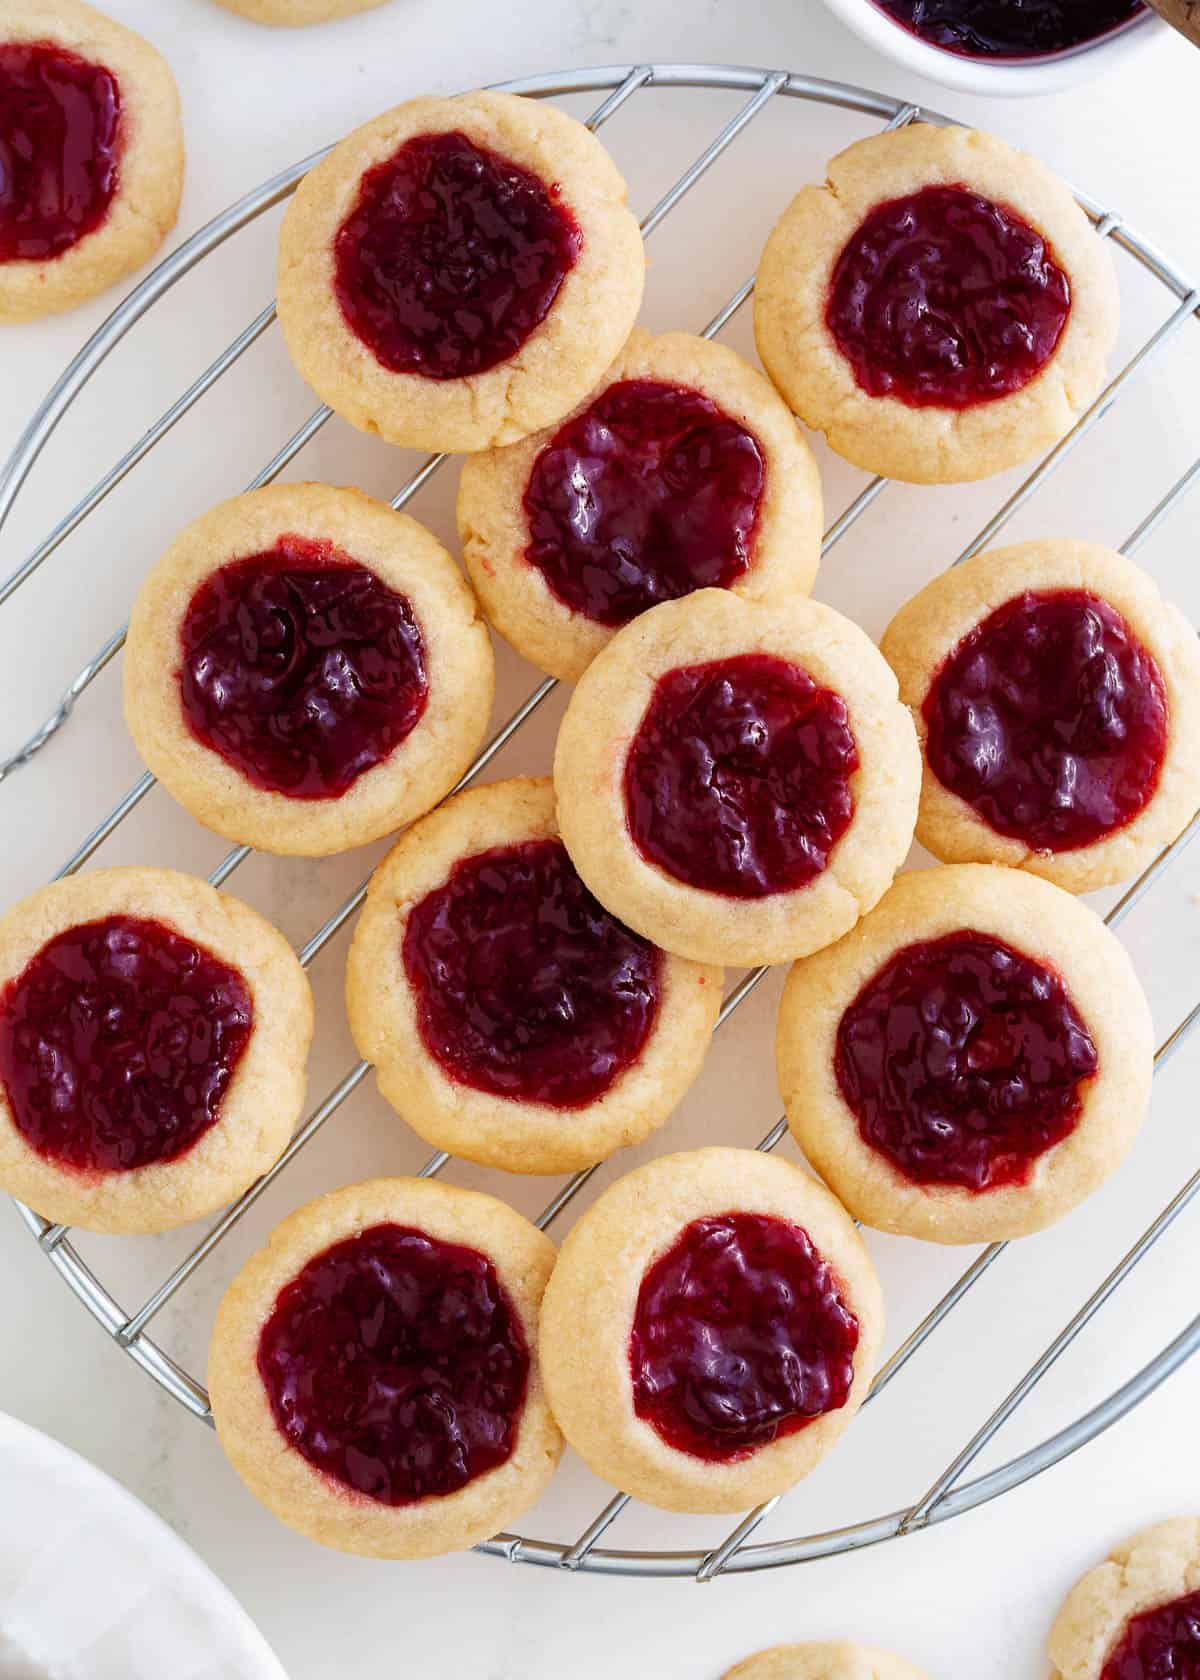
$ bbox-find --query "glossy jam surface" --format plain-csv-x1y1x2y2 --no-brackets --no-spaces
0,915,252,1174
403,837,662,1109
1101,1589,1200,1680
629,1212,860,1462
179,535,428,801
257,1223,528,1505
924,589,1169,853
826,184,1071,409
873,0,1144,60
835,930,1098,1192
333,129,582,381
0,42,121,264
522,379,767,628
624,653,858,900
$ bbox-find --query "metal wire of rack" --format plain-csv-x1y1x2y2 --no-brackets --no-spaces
3,62,1200,1582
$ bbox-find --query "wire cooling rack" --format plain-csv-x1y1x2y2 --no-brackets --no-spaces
3,62,1200,1582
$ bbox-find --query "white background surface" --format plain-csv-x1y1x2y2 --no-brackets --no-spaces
2,3,1199,1678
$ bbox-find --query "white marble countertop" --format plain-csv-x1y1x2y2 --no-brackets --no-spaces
2,3,1199,1677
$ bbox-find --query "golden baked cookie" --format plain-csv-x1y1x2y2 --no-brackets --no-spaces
211,0,388,22
0,867,313,1234
456,329,824,682
881,539,1200,895
754,125,1118,484
208,1176,562,1558
553,589,921,968
276,91,645,453
1049,1518,1200,1680
778,864,1153,1245
0,0,183,323
724,1644,930,1680
346,777,721,1174
539,1147,884,1514
123,483,494,858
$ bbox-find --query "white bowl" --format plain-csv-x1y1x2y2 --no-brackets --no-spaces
818,0,1165,95
0,1412,286,1680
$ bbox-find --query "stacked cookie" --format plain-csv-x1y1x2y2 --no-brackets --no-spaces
4,81,1197,1579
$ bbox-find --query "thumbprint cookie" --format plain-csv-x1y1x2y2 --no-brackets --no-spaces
211,0,389,22
346,778,721,1175
276,91,644,452
1049,1519,1200,1680
457,329,824,681
754,125,1118,483
0,867,313,1234
724,1645,930,1680
553,589,921,967
881,539,1200,894
540,1148,883,1514
208,1177,561,1558
0,0,183,322
124,483,494,857
778,864,1153,1244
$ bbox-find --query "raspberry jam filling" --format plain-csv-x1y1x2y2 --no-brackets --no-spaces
623,653,859,899
872,0,1144,60
402,837,662,1109
257,1222,528,1505
522,379,767,628
629,1212,860,1462
1100,1589,1200,1680
835,930,1098,1192
0,914,253,1174
333,129,582,380
924,589,1169,853
179,535,428,801
826,184,1071,409
0,42,121,264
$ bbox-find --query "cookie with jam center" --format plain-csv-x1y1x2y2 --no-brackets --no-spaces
754,124,1118,483
0,0,183,322
277,90,644,452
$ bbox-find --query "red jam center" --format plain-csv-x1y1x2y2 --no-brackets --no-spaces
1101,1590,1200,1680
629,1212,860,1462
522,379,767,629
873,0,1144,59
402,837,662,1109
924,589,1169,853
257,1222,528,1505
0,914,252,1174
179,535,428,801
0,42,121,264
835,929,1098,1192
623,653,859,900
333,129,582,381
826,184,1071,409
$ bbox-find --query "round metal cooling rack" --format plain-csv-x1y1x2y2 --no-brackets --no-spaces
3,61,1200,1582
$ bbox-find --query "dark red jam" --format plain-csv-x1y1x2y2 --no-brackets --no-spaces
1101,1589,1200,1680
333,129,582,381
0,42,122,264
257,1222,528,1505
629,1212,859,1462
522,379,767,628
826,184,1071,410
924,589,1169,853
0,914,253,1174
835,929,1098,1192
623,653,859,900
873,0,1144,60
179,535,428,801
402,837,661,1109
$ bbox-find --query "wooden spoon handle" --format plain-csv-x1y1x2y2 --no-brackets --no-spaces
1144,0,1200,48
